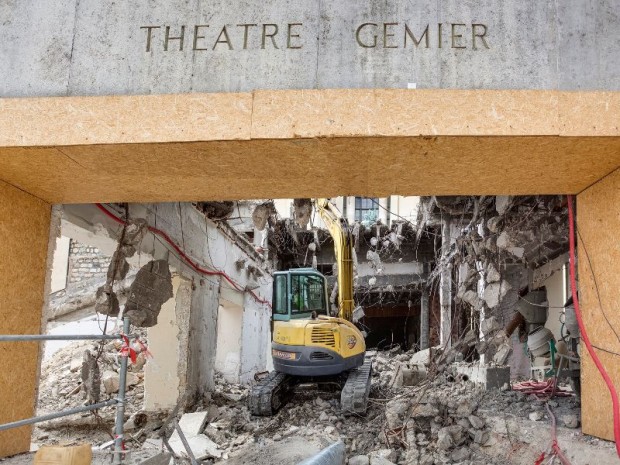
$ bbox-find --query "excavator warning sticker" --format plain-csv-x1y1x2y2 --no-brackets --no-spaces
347,336,357,349
272,349,297,360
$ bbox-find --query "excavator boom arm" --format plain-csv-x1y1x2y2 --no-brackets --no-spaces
315,198,355,321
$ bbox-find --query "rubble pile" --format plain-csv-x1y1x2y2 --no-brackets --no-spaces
173,351,511,465
32,342,581,464
34,335,148,446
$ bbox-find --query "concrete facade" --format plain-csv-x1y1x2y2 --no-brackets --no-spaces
1,0,619,97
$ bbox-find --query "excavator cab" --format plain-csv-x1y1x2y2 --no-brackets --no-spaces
272,268,330,321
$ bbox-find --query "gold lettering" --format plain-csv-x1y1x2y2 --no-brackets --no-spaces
404,24,429,48
355,23,378,48
472,23,489,49
451,23,466,49
140,26,160,52
287,23,303,49
164,25,185,51
383,23,398,48
213,25,233,50
261,24,279,49
237,23,257,50
193,25,209,51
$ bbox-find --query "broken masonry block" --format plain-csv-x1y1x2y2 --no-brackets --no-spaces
107,250,130,282
81,349,100,405
124,259,173,327
122,218,149,249
94,286,120,316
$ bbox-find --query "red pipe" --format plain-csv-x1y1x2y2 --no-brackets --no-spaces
94,203,271,307
567,194,620,457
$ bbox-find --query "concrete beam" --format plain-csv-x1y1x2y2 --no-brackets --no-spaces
0,91,618,203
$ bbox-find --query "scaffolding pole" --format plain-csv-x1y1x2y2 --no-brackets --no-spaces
0,317,131,465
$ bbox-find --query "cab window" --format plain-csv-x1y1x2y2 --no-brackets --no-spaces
291,274,326,315
273,275,288,315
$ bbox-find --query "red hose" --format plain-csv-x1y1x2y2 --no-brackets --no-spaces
94,203,271,307
567,194,620,457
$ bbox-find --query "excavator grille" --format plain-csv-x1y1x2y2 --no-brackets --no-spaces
310,351,334,360
311,327,336,347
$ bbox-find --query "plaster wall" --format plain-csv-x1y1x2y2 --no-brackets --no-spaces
0,181,50,456
1,0,619,97
240,290,272,384
144,276,190,410
215,300,243,383
187,278,220,395
576,167,620,442
50,236,70,293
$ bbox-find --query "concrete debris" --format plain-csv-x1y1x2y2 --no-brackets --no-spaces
562,414,580,428
81,349,101,405
480,316,502,337
124,411,148,432
485,263,501,283
293,198,313,228
94,285,120,316
529,411,544,421
168,434,223,460
196,201,235,220
107,250,130,282
482,280,512,308
102,370,120,394
124,259,173,327
492,343,512,365
349,455,370,465
251,202,276,231
33,336,588,465
171,412,209,437
138,452,172,465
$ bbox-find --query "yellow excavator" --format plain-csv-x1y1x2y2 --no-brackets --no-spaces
249,199,372,416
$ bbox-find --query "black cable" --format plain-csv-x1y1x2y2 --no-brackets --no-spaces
593,345,620,357
576,227,620,345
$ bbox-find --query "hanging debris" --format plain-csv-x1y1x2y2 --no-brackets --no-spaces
124,259,174,327
251,201,277,231
293,198,313,229
196,201,236,220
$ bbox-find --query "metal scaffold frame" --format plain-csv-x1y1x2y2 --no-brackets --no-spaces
0,317,131,465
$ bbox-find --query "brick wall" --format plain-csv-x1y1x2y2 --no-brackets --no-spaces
67,240,111,284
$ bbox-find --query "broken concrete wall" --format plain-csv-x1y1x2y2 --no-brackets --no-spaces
215,290,244,383
239,290,272,384
59,203,272,408
187,277,221,397
144,275,191,410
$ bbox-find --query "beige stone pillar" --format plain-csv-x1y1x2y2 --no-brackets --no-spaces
0,181,51,456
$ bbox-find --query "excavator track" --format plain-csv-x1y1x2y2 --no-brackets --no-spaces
340,357,373,415
248,371,295,416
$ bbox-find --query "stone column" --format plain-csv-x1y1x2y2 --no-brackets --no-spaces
439,218,453,348
420,290,430,350
0,181,51,457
